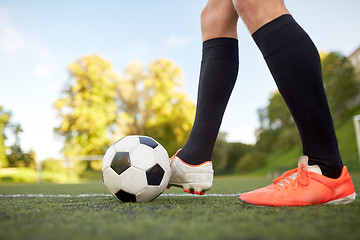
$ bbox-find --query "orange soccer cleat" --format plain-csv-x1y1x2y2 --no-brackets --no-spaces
238,156,356,206
167,150,213,195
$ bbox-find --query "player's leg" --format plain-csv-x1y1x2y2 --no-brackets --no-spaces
232,0,289,34
168,0,239,194
233,0,355,206
201,0,239,41
178,0,239,163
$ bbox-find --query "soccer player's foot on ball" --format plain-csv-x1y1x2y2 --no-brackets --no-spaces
167,150,214,195
238,156,356,207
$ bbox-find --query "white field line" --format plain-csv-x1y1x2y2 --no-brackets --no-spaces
0,193,358,198
164,193,239,197
0,193,239,198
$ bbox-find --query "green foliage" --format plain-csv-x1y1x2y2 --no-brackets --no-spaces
322,52,360,122
266,91,293,129
7,145,36,168
245,51,360,175
225,142,253,173
40,161,80,183
117,59,195,155
248,91,301,174
41,159,64,172
54,55,118,156
0,105,10,168
212,134,254,174
235,151,266,173
212,132,229,173
7,124,36,168
249,146,302,176
336,105,360,171
256,92,299,152
54,56,196,160
0,106,34,169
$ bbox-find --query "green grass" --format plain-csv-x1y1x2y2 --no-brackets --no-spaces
0,176,359,240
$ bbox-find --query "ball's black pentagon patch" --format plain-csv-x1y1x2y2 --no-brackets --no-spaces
115,190,136,202
111,152,131,175
146,163,165,186
139,136,158,149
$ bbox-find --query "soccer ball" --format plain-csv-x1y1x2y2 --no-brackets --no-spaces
102,135,171,202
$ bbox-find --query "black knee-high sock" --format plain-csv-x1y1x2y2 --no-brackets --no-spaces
252,14,343,178
177,37,239,165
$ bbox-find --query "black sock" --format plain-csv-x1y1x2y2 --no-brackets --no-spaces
252,14,343,178
177,37,239,165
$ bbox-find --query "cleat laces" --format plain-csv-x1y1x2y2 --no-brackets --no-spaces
272,164,310,190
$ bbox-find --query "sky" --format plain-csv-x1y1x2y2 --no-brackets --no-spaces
0,0,360,160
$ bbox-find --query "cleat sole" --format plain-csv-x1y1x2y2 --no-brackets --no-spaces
239,193,357,207
323,193,356,205
183,188,206,195
194,191,205,195
238,196,255,206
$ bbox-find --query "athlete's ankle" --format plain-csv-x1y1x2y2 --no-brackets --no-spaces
308,156,343,179
176,149,209,166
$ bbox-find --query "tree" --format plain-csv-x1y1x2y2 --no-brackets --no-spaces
6,124,36,168
242,51,359,174
0,106,36,168
0,105,10,168
54,55,118,157
235,151,266,174
321,52,359,122
255,52,359,154
116,59,195,155
256,91,299,152
225,142,253,173
212,132,229,173
55,56,195,161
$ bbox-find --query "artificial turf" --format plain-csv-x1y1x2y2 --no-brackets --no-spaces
0,176,359,240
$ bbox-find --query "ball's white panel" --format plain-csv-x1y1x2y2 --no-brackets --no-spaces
102,167,121,194
119,166,147,194
159,167,171,191
154,144,170,171
102,145,116,171
136,186,163,202
114,135,140,152
129,144,157,171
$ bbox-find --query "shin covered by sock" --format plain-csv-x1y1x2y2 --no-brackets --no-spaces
252,14,343,178
178,37,239,165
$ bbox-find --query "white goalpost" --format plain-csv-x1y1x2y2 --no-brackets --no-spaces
353,114,360,166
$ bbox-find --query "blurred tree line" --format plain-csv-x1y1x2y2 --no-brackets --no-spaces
1,51,358,177
0,105,36,169
234,52,360,173
53,51,359,174
54,55,195,170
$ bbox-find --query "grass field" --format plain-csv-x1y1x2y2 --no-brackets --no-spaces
1,176,359,240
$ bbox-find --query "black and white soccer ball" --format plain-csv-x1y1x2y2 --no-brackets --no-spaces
102,135,171,202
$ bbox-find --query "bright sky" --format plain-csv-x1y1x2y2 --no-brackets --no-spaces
1,1,360,160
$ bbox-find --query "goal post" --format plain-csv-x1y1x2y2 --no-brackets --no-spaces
354,114,360,166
